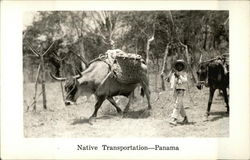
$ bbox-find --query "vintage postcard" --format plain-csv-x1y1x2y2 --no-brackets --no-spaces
1,0,249,159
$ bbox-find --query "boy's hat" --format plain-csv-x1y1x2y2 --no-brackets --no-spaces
173,59,186,71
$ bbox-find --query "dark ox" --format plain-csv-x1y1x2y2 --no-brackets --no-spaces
196,60,229,117
50,59,151,118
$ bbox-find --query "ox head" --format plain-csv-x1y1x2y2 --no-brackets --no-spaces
64,78,80,105
50,54,95,105
50,69,93,106
50,70,82,105
196,63,209,90
65,77,94,105
196,54,209,90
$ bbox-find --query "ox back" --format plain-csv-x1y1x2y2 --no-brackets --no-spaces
207,62,229,89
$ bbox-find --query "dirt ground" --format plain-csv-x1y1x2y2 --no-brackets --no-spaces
23,81,229,138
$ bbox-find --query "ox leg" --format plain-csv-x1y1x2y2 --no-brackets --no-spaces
141,81,152,110
107,97,122,114
90,96,105,118
222,88,229,113
123,93,133,113
207,88,215,117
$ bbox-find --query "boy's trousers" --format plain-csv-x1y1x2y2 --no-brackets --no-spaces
171,89,186,119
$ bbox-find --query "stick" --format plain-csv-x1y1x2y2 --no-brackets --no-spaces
40,55,47,109
27,40,54,111
32,63,41,111
42,41,55,56
160,44,170,91
178,42,197,84
26,41,40,57
60,60,65,103
200,57,218,64
27,91,43,111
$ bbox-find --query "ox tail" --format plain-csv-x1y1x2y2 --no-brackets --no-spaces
140,87,145,97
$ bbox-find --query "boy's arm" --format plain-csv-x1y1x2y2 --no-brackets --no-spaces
165,70,173,82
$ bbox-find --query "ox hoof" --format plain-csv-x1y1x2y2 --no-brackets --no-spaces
206,112,210,116
117,109,122,114
140,109,151,118
116,112,123,118
88,117,96,123
117,113,123,119
122,112,128,118
123,108,129,114
226,106,229,113
203,114,209,121
65,101,71,106
203,117,209,122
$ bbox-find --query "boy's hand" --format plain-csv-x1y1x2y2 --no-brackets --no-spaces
166,77,170,82
174,72,180,78
165,77,170,82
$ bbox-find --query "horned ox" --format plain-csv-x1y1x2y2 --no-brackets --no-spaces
196,56,229,117
50,58,152,118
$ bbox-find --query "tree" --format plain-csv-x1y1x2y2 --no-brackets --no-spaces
23,11,229,85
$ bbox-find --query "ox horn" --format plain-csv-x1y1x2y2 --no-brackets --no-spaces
50,69,83,81
50,72,67,81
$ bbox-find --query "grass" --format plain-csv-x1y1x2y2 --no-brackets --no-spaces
23,80,229,137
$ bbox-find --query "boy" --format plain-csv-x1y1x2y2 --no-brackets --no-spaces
167,59,189,126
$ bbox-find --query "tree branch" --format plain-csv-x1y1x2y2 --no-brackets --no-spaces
42,41,55,56
26,41,40,57
70,12,81,37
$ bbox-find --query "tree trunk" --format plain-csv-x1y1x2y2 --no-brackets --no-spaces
160,45,169,91
181,43,197,84
32,63,41,111
154,73,158,92
203,25,208,50
153,58,160,92
156,58,160,72
146,39,150,66
146,36,154,80
78,37,87,69
59,60,65,103
40,56,47,110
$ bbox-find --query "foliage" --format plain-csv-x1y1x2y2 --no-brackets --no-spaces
23,11,229,82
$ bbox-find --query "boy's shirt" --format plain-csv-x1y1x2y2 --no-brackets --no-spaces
169,71,188,90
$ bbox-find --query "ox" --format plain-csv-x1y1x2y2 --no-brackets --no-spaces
50,58,152,119
196,57,229,117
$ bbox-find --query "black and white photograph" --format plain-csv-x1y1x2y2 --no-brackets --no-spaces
1,1,250,159
23,10,230,138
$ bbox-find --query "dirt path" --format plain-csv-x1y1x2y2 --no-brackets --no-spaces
24,83,229,137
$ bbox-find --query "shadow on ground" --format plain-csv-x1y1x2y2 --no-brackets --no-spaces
177,121,196,125
71,114,120,125
209,111,229,122
123,109,151,119
71,118,91,125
